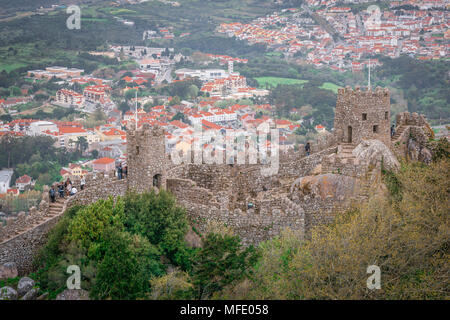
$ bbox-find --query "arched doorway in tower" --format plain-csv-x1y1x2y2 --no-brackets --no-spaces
153,174,162,189
347,126,352,143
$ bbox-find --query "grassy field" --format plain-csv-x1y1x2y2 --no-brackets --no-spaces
0,42,82,72
255,77,308,87
265,52,283,57
0,62,28,72
319,82,341,93
81,18,109,22
109,8,138,15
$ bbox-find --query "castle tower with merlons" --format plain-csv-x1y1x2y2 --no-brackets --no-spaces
126,123,166,192
334,86,391,147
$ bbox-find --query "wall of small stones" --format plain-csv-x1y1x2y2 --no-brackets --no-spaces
66,179,127,208
334,86,391,147
127,124,167,192
0,208,64,275
392,112,434,163
0,173,127,276
278,147,336,178
0,192,50,243
168,177,305,245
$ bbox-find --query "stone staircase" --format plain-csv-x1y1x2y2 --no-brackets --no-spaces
47,198,66,218
392,125,407,142
337,143,357,164
1,197,69,243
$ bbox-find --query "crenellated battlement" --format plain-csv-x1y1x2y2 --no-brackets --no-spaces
127,124,167,193
395,111,431,130
334,85,391,147
337,85,390,98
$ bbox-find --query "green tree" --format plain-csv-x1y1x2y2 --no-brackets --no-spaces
91,230,164,300
76,136,88,154
193,233,259,299
66,197,125,252
118,101,130,115
124,190,192,269
125,89,137,101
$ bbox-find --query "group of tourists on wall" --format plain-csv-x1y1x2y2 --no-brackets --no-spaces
49,176,85,203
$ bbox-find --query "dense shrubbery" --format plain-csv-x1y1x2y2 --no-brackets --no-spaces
33,190,259,300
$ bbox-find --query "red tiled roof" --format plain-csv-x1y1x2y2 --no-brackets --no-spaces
59,127,87,135
16,175,32,184
93,157,115,165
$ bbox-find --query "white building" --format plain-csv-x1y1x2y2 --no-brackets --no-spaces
56,89,84,108
139,58,162,71
175,68,229,82
29,121,58,136
0,169,14,194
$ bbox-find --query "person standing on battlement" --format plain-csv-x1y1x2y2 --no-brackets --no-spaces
49,186,56,203
80,176,86,190
123,165,127,179
305,142,311,156
58,183,65,198
117,163,123,180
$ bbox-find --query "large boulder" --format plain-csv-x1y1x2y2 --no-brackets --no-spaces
0,286,18,300
407,138,432,164
0,262,18,279
56,289,90,300
353,139,400,172
290,173,361,201
17,277,35,297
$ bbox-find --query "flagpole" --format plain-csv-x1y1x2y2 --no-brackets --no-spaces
135,89,138,130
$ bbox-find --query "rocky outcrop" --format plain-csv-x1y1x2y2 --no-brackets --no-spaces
407,138,432,164
353,139,400,171
17,277,35,297
0,286,18,300
290,173,362,201
0,274,41,300
289,173,366,236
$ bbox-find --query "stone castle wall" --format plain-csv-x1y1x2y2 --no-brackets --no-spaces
334,86,391,146
0,212,65,275
167,177,305,245
127,124,167,192
392,112,435,163
0,172,127,275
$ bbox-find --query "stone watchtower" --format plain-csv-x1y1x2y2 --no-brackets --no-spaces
333,86,391,147
126,123,166,193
